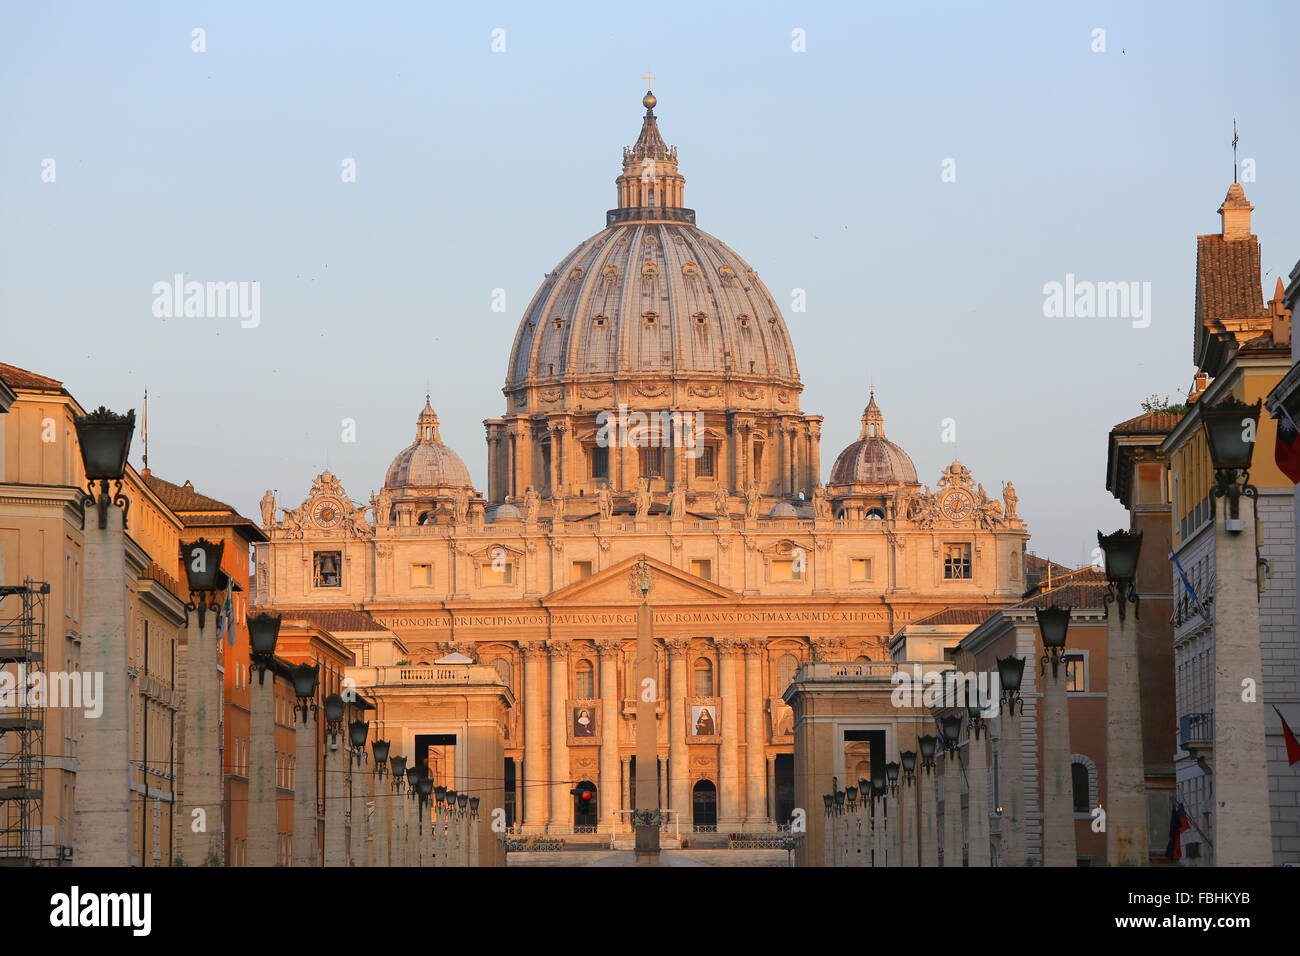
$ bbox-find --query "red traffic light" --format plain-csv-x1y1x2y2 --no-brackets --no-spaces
569,786,593,802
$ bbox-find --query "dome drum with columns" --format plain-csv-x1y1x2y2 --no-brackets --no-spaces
251,90,1032,841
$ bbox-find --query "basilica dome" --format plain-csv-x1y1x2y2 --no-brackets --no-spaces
385,398,473,491
829,394,918,486
503,93,801,406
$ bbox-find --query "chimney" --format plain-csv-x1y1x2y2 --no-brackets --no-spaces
1219,182,1254,240
1269,277,1291,347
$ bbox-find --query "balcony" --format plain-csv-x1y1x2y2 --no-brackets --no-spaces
1179,711,1213,752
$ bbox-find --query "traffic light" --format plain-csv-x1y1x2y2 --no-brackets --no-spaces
570,785,594,811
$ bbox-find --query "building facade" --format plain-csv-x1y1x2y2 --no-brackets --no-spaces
252,92,1032,836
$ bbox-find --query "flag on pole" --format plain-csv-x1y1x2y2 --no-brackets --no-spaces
1170,551,1210,623
1165,802,1190,860
1274,706,1300,766
1274,404,1300,483
934,719,946,751
216,578,235,647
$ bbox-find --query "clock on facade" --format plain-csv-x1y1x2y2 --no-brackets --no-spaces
312,498,343,529
940,491,974,520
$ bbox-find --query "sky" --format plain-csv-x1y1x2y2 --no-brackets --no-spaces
3,1,1298,566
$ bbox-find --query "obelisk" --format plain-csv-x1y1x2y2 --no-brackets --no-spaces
633,556,661,865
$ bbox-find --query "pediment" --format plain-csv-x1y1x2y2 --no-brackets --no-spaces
544,553,740,605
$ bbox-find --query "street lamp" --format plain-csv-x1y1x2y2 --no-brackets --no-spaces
900,750,917,783
349,720,369,765
180,538,226,629
390,754,408,789
1202,395,1261,523
823,793,833,814
247,612,282,684
469,796,480,819
291,663,320,723
885,761,900,795
1036,604,1071,677
73,406,135,529
996,655,1026,715
457,792,469,814
845,785,858,812
371,739,391,776
324,693,345,743
1097,528,1143,619
940,714,964,755
918,735,937,774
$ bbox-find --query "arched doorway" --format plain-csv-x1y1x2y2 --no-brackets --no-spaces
692,780,717,831
573,779,598,831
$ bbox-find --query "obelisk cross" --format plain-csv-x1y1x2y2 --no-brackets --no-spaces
633,554,661,863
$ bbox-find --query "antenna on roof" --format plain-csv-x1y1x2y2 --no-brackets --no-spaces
1232,119,1239,184
142,387,149,473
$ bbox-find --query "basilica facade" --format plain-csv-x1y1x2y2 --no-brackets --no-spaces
251,92,1030,835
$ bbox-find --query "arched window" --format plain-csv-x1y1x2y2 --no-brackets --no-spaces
694,658,714,696
865,507,885,520
575,659,595,698
417,511,431,526
776,654,799,694
1071,762,1090,813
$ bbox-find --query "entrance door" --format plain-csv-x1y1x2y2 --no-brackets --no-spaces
573,779,598,831
774,754,795,826
692,780,717,831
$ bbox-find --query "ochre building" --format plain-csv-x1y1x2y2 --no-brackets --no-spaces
251,92,1031,835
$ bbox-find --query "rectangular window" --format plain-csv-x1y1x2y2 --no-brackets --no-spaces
1064,653,1085,692
690,559,711,581
850,558,872,581
313,551,342,588
592,445,609,480
943,543,971,579
771,559,803,582
696,446,715,478
482,562,514,586
410,563,433,587
571,561,593,581
641,447,662,478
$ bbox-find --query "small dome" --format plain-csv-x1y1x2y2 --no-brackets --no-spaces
490,503,522,522
769,502,798,518
385,397,473,491
829,393,918,485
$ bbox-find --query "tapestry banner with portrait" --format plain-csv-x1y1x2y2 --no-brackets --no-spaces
687,697,721,744
567,699,601,745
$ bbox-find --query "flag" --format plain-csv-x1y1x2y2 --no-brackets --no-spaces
1275,706,1300,766
934,720,946,751
216,579,235,647
1165,802,1190,860
1170,551,1210,623
1274,405,1300,484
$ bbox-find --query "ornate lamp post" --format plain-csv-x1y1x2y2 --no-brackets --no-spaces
917,735,939,866
899,751,917,866
69,406,135,865
1036,604,1077,867
1200,396,1272,865
290,662,321,866
939,713,964,868
885,761,901,868
966,698,991,866
246,611,283,866
347,719,369,866
322,692,348,866
996,654,1027,866
1097,527,1148,866
368,739,391,867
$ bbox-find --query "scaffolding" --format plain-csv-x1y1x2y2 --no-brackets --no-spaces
0,580,49,866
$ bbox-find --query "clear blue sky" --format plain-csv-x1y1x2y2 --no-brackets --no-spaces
4,1,1297,566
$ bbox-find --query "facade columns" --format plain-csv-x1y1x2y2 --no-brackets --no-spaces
323,732,347,866
519,640,547,832
293,708,319,866
919,764,939,866
73,503,131,866
766,754,777,823
621,755,631,824
967,719,991,866
716,638,743,828
547,640,571,831
1212,492,1273,866
1042,656,1077,867
666,638,691,828
899,775,916,866
348,756,365,866
942,744,963,867
177,609,224,868
1106,587,1149,865
743,640,767,827
998,705,1027,866
247,670,278,866
597,640,621,830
